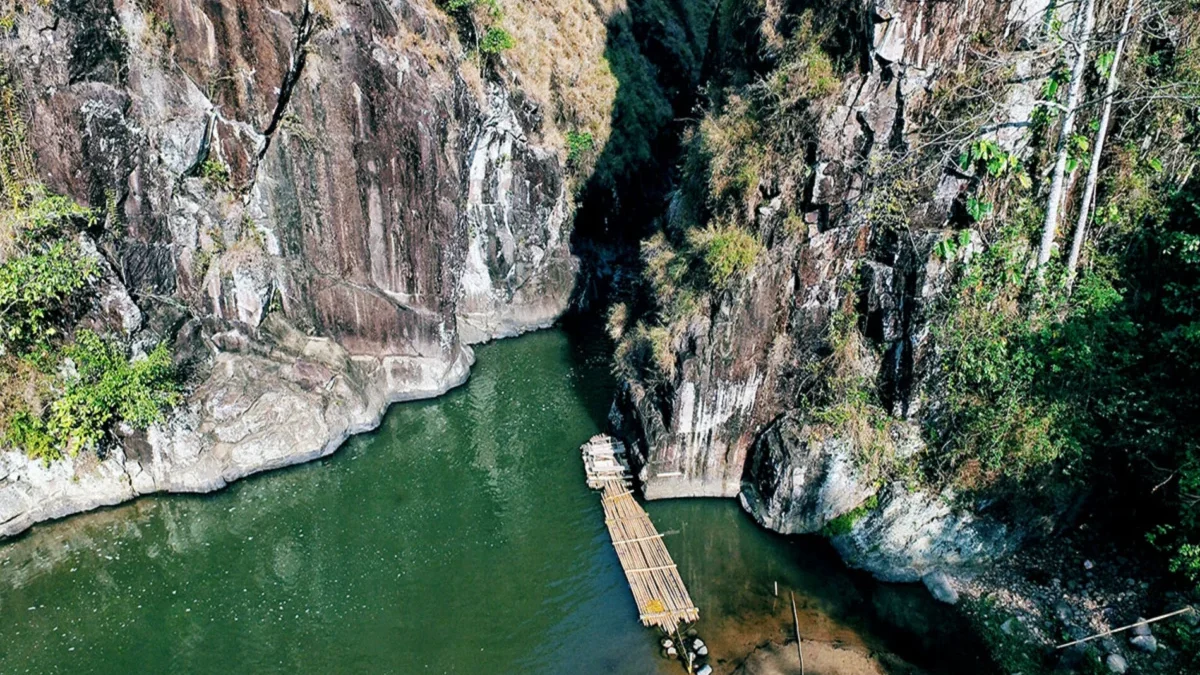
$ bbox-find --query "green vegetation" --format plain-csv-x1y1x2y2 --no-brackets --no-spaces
1,188,99,352
609,0,1200,614
933,223,1074,483
565,130,595,167
0,183,182,463
5,331,180,462
821,494,878,536
686,224,760,288
440,0,497,14
198,157,230,188
436,0,512,57
0,239,98,350
612,322,676,384
687,9,845,221
925,146,1200,595
610,7,848,386
805,296,903,477
920,152,1200,587
611,224,758,384
767,42,837,100
0,93,182,464
478,26,514,54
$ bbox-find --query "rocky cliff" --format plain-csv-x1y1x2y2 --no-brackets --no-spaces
614,0,1061,581
0,0,1066,586
0,0,674,537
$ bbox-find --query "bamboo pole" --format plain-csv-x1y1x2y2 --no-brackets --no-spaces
792,592,804,675
1055,607,1195,649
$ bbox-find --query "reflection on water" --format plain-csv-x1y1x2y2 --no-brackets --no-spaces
0,327,987,674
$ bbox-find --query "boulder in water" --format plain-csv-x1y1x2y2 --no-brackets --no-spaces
1105,653,1128,674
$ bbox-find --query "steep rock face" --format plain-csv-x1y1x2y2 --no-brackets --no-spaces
621,0,1052,578
739,411,924,535
456,85,577,344
738,413,875,535
0,0,613,537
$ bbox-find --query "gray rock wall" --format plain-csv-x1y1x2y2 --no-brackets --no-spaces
622,0,1053,579
0,0,586,537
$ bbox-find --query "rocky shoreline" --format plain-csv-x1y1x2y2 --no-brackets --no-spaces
950,528,1199,673
0,329,477,539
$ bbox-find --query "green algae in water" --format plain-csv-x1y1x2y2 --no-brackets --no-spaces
0,328,988,674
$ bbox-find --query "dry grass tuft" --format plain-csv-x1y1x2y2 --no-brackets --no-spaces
500,0,622,154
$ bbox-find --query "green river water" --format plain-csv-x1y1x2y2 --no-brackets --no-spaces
0,326,988,674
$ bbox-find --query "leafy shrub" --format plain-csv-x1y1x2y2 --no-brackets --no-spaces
3,188,96,243
0,240,97,351
933,227,1073,482
687,224,760,288
1,332,182,462
45,331,179,458
3,408,53,459
565,130,595,166
958,139,1027,182
478,26,514,54
198,158,230,187
934,229,973,260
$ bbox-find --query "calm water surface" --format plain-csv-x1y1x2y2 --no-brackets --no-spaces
0,327,987,674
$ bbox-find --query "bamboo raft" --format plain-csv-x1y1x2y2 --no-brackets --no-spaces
582,435,699,634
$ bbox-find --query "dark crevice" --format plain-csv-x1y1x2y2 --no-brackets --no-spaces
258,0,319,160
888,72,908,154
855,109,876,160
179,112,217,181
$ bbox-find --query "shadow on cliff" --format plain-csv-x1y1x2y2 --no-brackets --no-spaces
561,0,718,426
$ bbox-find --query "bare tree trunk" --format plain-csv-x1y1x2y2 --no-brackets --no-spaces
1067,0,1137,287
1036,0,1099,278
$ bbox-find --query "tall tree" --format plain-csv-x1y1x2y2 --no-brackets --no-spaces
1037,0,1099,277
1067,0,1138,287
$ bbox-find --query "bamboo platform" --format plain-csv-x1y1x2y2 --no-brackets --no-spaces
582,435,699,634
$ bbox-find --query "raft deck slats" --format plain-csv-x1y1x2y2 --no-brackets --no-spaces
581,435,699,634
